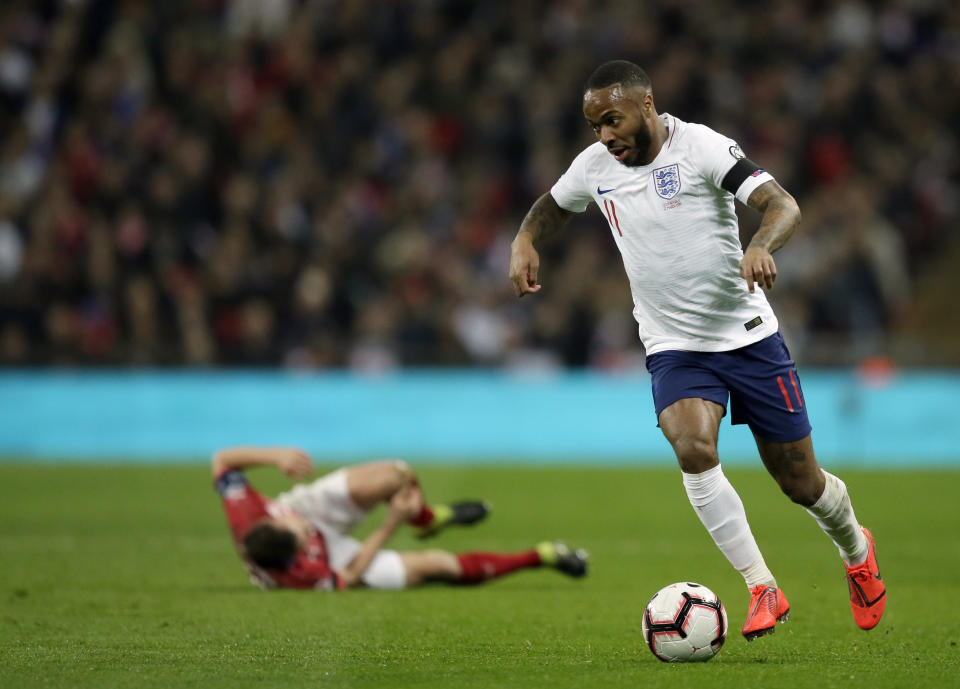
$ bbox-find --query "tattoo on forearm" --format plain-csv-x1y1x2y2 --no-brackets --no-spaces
518,194,572,244
747,182,801,253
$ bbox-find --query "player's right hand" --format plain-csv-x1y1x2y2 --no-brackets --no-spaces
509,234,542,297
274,448,314,481
739,247,777,293
389,484,423,521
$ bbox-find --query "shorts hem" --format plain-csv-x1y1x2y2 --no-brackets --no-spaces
740,423,813,444
654,393,728,420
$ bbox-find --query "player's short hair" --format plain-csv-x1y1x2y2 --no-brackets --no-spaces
584,61,652,94
243,521,298,570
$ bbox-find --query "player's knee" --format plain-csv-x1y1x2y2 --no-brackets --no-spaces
391,460,416,488
672,436,718,472
403,550,459,584
379,460,415,493
422,549,459,574
775,474,820,506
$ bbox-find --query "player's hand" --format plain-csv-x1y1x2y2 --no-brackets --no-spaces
509,233,542,298
388,485,423,521
274,448,314,481
739,247,777,293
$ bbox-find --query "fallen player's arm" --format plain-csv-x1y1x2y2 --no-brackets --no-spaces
337,485,422,588
211,446,314,481
336,509,405,588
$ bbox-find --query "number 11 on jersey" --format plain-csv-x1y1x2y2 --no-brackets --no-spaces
603,198,622,236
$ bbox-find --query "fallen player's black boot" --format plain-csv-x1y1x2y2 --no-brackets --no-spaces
415,501,490,539
536,541,589,578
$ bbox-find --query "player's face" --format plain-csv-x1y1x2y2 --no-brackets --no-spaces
583,85,654,167
272,514,312,550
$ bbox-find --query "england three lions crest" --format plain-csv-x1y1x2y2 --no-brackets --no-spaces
652,164,681,199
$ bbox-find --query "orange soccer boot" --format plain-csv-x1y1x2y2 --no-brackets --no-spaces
741,585,791,641
845,526,886,630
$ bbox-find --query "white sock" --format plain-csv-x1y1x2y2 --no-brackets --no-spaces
682,464,776,589
804,471,868,566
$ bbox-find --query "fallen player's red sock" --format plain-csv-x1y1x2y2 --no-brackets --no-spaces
409,504,435,527
456,550,541,584
407,479,435,527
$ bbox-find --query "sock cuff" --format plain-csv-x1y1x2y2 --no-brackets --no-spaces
739,556,777,589
409,504,436,528
682,463,725,506
808,471,846,516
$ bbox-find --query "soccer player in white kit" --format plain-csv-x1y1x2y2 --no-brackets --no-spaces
508,61,886,639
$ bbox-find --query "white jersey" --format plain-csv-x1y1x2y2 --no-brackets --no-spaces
550,113,779,355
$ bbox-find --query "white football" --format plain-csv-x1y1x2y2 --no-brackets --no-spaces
642,582,728,662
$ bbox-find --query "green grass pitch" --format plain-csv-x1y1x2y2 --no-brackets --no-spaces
1,462,958,688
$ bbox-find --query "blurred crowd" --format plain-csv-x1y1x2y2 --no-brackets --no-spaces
0,0,957,369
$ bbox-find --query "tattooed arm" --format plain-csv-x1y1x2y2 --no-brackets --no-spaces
739,180,802,293
509,193,574,297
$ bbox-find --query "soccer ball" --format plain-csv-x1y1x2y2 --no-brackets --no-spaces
641,582,728,662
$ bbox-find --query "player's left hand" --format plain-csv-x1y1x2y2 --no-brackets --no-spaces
739,247,777,293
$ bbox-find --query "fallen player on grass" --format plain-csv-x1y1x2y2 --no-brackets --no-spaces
214,446,588,590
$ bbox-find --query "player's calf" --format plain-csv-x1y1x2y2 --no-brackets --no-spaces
452,542,589,585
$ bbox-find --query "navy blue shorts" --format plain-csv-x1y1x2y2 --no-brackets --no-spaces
645,331,812,443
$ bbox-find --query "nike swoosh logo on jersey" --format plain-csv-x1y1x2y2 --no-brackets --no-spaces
597,187,616,195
